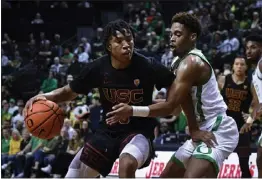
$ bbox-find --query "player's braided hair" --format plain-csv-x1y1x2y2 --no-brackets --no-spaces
171,12,202,39
103,19,135,53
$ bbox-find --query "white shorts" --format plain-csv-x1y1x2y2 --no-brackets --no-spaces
120,134,150,168
171,115,239,175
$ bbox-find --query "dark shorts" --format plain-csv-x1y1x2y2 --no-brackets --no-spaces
80,130,154,177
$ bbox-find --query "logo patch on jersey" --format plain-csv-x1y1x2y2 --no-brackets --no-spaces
134,79,140,86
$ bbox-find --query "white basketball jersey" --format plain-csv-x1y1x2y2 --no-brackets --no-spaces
252,58,262,103
172,49,227,129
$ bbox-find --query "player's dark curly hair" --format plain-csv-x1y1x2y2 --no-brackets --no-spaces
246,34,262,45
171,12,201,38
103,19,135,53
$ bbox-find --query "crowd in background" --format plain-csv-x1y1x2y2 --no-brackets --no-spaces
1,0,262,178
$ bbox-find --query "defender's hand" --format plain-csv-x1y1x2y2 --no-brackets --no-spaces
106,103,132,125
240,123,252,134
242,112,250,122
191,130,217,148
23,95,47,117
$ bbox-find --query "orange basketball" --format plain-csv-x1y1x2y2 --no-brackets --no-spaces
25,100,65,139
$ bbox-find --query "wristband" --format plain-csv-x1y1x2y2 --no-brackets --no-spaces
246,116,254,124
132,106,150,117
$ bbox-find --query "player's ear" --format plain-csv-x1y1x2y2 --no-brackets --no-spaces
191,33,197,42
107,44,111,52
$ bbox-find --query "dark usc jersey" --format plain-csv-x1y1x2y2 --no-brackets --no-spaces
70,51,175,138
221,74,253,129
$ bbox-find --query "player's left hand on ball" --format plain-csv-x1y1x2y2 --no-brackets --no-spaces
106,103,132,125
191,130,217,148
240,123,252,134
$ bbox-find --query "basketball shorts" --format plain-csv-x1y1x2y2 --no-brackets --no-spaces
170,115,239,175
80,130,154,177
258,132,262,147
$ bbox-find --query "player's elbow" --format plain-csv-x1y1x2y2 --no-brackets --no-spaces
164,102,174,115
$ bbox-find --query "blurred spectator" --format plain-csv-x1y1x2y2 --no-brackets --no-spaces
8,98,18,115
251,11,261,29
31,13,44,24
40,71,58,93
1,129,22,177
15,136,46,177
63,118,76,140
50,57,63,77
1,128,11,163
91,27,104,59
75,45,89,63
11,101,24,129
2,102,12,123
61,47,74,65
1,49,10,67
40,128,69,174
67,54,84,78
51,34,63,57
51,130,83,178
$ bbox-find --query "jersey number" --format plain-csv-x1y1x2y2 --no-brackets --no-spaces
227,99,241,112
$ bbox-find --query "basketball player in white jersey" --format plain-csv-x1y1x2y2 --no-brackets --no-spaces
253,58,262,178
240,35,262,177
106,12,239,177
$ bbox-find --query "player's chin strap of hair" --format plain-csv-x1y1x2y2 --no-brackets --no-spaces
132,106,150,117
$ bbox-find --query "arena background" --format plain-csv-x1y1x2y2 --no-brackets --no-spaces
1,0,262,178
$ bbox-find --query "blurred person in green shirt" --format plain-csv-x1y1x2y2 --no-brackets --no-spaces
40,71,58,93
15,136,47,177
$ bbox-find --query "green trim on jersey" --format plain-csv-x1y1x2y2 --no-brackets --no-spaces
170,154,185,168
211,115,223,131
189,49,214,122
196,86,205,122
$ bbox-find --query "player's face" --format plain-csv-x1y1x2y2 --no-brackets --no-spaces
233,58,247,76
108,29,134,62
246,41,262,61
170,22,195,55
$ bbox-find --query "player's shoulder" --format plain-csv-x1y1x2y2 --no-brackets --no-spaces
83,54,109,69
132,50,162,67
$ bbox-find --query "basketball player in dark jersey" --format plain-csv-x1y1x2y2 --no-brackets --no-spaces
23,20,175,178
218,57,258,178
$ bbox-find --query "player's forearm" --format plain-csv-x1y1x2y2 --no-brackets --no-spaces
42,85,78,103
148,101,175,117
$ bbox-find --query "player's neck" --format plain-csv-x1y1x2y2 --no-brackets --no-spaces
178,46,195,58
232,73,245,84
111,56,131,69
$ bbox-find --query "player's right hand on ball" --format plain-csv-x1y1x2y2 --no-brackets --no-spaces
23,95,47,117
191,130,217,148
